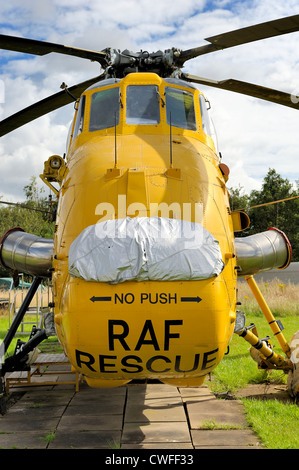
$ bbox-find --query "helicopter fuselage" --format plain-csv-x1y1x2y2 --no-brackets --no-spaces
1,16,298,396
52,72,237,387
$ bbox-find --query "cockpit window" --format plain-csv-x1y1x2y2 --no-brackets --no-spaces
126,85,160,125
89,87,120,131
165,87,196,131
73,95,86,138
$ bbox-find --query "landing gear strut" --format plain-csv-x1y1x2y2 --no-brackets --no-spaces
0,277,50,379
235,275,298,398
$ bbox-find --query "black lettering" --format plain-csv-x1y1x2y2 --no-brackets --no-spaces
135,319,160,351
149,293,158,304
169,293,177,303
115,293,124,304
174,354,200,373
164,320,183,350
146,355,171,373
75,349,96,372
115,293,135,304
121,355,143,373
99,354,117,373
125,293,134,304
108,320,130,351
140,293,177,304
202,348,219,370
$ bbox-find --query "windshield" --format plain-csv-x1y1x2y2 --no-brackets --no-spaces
165,87,196,131
89,87,120,131
126,85,160,125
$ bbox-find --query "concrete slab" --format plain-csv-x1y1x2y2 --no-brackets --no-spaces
125,397,186,422
186,399,248,428
0,431,49,449
179,385,215,400
16,389,75,407
121,443,194,449
122,421,191,444
0,416,59,433
48,430,122,449
191,429,262,449
127,383,181,399
57,414,123,432
1,373,264,449
73,384,126,396
5,405,66,418
63,399,125,416
69,388,126,406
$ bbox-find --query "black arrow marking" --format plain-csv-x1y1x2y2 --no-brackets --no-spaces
90,296,112,302
180,296,202,303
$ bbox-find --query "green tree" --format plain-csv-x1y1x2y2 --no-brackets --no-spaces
248,169,296,232
229,169,299,261
228,185,250,212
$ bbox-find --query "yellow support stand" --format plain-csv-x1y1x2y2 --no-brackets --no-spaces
235,324,292,371
245,275,291,358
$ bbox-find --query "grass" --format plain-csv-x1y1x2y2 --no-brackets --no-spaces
38,430,56,445
0,315,63,357
208,279,299,449
243,398,299,449
237,277,299,317
199,419,246,430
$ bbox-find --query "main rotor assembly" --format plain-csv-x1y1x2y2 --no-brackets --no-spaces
0,14,299,136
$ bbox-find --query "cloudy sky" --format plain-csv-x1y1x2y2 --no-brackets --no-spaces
0,0,299,202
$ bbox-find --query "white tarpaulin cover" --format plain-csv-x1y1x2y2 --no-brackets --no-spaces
69,217,224,284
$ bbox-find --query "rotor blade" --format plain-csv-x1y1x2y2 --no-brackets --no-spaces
179,15,299,62
0,74,105,137
182,73,299,110
0,200,50,214
240,195,299,211
0,34,107,66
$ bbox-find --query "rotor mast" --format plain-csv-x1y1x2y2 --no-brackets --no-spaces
103,47,182,78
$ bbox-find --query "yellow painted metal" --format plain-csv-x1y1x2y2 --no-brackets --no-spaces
235,326,292,372
231,211,250,232
245,275,291,357
40,155,68,196
52,72,238,387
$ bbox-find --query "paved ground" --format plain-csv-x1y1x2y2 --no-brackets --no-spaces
0,363,263,450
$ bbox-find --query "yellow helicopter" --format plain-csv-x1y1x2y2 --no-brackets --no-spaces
0,15,298,395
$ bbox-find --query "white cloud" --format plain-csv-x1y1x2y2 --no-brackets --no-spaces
0,0,299,203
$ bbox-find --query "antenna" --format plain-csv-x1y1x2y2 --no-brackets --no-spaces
105,110,121,180
169,112,173,168
114,112,117,168
165,111,181,180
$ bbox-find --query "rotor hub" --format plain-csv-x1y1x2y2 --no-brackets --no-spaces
104,48,182,78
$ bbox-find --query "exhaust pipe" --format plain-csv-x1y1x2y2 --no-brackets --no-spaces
235,227,292,276
0,228,54,278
